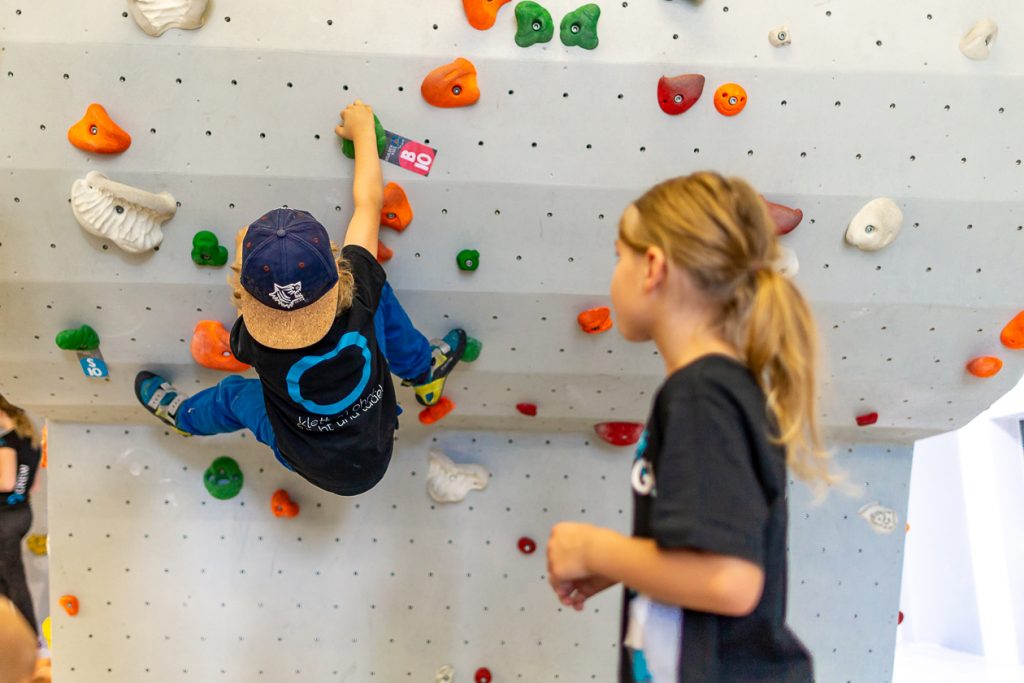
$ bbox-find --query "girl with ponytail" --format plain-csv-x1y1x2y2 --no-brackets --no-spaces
547,172,832,682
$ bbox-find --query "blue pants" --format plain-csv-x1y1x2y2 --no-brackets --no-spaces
177,283,431,464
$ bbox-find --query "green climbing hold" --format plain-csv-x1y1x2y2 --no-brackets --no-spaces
191,231,228,267
55,325,100,351
342,113,388,160
515,1,554,47
462,336,483,362
560,3,600,50
457,249,480,271
203,456,244,500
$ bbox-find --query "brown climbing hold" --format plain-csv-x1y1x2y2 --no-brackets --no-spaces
419,397,455,425
67,103,132,154
59,594,80,616
463,0,511,30
381,182,413,232
1000,311,1024,349
377,241,394,264
191,321,251,372
421,58,480,109
762,196,803,235
271,489,299,518
966,356,1002,378
578,307,612,334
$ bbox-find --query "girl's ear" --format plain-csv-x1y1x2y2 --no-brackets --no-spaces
642,245,668,295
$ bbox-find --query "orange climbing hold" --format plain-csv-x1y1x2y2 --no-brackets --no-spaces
191,321,251,373
578,307,613,334
381,182,413,232
714,83,747,117
463,0,511,30
271,489,300,518
762,197,803,236
377,241,394,264
59,594,80,616
67,103,132,154
1000,311,1024,349
966,356,1003,378
421,58,480,109
419,397,455,425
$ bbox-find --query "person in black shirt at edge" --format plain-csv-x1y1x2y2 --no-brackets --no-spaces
547,172,843,682
0,395,42,638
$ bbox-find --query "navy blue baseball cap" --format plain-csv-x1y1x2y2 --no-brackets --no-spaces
238,208,340,349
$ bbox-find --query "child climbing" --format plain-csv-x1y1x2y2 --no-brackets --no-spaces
546,172,836,682
0,597,50,683
134,100,467,496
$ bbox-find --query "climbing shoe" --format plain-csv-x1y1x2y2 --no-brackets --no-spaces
407,329,467,407
134,371,190,436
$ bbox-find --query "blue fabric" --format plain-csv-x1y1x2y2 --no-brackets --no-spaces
177,282,429,464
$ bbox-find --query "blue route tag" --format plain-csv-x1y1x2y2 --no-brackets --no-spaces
77,350,109,379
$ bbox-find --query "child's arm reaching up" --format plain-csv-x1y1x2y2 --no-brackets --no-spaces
335,100,384,255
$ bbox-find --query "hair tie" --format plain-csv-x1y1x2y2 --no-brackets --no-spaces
748,261,772,276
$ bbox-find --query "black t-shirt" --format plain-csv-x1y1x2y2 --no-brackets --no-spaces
231,245,397,496
0,430,40,510
620,355,813,682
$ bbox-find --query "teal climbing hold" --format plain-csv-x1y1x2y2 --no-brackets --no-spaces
457,249,480,271
462,337,483,362
515,1,554,47
203,456,244,500
341,113,387,159
55,325,100,351
560,3,600,50
191,230,228,266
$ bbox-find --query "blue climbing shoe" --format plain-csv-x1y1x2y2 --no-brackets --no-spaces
134,371,190,436
408,329,467,407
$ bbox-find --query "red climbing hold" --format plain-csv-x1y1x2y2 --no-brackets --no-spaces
463,0,511,30
191,321,251,372
516,403,538,417
67,103,132,154
966,356,1003,378
380,182,413,232
578,306,612,334
474,667,493,683
762,197,803,236
419,397,455,425
518,536,537,554
856,412,879,427
377,241,394,264
898,610,904,625
271,489,300,518
714,83,747,117
1000,311,1024,349
421,58,480,108
657,74,705,116
594,422,644,447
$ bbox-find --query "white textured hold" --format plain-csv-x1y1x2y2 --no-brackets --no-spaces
768,25,791,47
71,171,176,253
426,449,488,504
774,246,799,278
845,198,903,252
435,664,455,683
127,0,209,37
858,502,898,534
959,19,998,60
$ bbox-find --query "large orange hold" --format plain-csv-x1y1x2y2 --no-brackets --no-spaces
419,397,455,425
59,594,80,616
966,356,1003,378
714,83,747,117
271,489,300,518
463,0,511,30
1000,311,1024,349
381,182,413,232
377,241,394,264
421,58,480,108
67,103,132,154
191,321,251,372
578,307,613,334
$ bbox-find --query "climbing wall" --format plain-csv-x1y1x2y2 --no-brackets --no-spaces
0,0,1020,681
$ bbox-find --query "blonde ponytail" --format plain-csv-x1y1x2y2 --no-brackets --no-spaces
0,395,39,449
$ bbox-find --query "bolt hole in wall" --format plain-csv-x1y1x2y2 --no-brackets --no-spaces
2,1,1024,682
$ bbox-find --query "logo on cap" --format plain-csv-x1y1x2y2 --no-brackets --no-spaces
269,282,306,309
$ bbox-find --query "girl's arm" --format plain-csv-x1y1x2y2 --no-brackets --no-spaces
0,447,16,490
335,101,383,254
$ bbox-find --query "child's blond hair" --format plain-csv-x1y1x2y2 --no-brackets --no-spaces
0,396,39,449
623,172,836,488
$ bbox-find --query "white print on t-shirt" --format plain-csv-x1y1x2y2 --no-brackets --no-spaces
5,464,29,506
631,428,656,497
626,595,682,682
295,384,384,433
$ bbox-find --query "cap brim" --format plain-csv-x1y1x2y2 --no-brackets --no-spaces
238,281,340,350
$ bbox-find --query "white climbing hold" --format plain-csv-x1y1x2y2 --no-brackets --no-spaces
845,198,903,252
71,171,176,253
768,25,791,47
435,664,455,683
858,502,898,534
426,449,488,503
959,19,998,61
127,0,209,37
774,246,799,278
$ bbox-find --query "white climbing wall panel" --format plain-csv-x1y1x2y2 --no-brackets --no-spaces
0,0,1020,680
